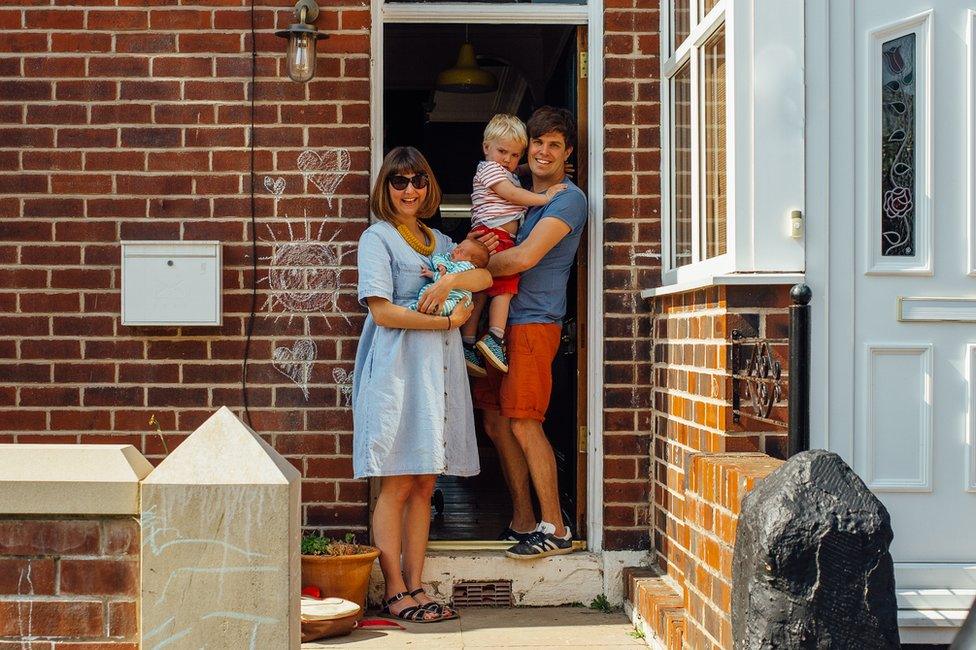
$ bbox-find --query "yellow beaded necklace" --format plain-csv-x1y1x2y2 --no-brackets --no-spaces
396,221,436,256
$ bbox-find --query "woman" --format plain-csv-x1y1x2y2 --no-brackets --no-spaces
353,146,492,622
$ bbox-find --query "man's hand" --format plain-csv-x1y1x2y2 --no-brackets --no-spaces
468,227,500,254
417,274,455,314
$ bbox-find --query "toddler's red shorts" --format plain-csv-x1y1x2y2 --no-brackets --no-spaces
472,226,520,297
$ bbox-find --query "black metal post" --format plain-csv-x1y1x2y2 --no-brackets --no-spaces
788,284,812,457
731,329,742,423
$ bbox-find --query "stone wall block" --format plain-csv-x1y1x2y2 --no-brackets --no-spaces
731,449,899,649
140,406,301,649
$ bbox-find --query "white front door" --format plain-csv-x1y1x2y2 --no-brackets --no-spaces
827,0,976,573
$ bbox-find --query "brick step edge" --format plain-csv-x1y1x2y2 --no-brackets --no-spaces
622,566,686,650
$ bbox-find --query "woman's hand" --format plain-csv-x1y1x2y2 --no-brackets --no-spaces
448,300,474,329
417,274,455,314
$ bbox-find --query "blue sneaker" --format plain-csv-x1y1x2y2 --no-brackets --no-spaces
476,333,508,373
464,343,487,378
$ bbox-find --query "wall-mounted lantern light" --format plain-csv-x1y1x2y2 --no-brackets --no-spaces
275,0,327,83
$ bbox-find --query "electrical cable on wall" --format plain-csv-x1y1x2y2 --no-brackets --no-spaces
241,0,259,427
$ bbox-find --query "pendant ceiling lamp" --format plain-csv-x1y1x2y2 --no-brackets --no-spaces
435,26,497,94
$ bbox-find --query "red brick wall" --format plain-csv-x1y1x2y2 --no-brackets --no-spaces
0,518,139,647
0,0,660,550
0,2,371,538
649,285,790,585
601,0,660,551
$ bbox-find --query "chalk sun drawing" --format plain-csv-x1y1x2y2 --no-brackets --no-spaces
332,367,353,407
297,148,351,209
258,219,353,325
273,338,316,400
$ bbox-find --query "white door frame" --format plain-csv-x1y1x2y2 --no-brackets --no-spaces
369,0,607,552
805,0,853,459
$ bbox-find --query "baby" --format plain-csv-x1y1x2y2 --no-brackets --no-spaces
461,114,566,376
409,238,490,317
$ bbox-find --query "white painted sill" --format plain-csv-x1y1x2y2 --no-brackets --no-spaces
639,273,805,299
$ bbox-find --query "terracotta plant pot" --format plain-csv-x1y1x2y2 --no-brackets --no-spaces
301,547,380,613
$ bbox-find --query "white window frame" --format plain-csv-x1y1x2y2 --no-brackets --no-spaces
659,0,806,288
661,2,731,284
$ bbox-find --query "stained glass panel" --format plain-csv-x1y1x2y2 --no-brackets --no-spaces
881,33,915,257
672,63,692,268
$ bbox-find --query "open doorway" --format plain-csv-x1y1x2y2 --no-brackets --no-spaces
381,23,587,542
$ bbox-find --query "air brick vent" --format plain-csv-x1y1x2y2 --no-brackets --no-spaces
452,580,513,607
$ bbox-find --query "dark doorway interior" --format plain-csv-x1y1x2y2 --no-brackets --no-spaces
383,24,583,541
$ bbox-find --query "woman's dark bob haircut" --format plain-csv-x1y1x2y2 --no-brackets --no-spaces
370,146,442,223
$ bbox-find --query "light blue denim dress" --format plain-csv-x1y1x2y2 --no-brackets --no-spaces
352,221,481,478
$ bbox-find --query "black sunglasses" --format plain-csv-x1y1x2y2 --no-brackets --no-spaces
388,173,429,191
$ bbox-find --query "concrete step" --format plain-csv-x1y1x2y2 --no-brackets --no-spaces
897,587,974,645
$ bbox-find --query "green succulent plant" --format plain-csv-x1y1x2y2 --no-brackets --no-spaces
301,532,372,556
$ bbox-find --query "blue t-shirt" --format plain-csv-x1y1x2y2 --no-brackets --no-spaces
509,179,588,325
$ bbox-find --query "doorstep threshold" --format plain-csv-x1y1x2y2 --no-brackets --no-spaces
370,548,605,607
428,540,588,551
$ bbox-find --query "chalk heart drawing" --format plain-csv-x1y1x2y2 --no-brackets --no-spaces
273,339,316,399
332,367,353,407
297,148,351,208
263,176,285,197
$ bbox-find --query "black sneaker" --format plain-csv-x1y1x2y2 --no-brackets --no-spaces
497,526,535,544
505,522,573,560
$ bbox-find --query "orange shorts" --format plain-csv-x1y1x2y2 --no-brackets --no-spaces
471,323,562,422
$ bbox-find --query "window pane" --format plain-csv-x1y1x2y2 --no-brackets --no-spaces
672,0,690,53
672,62,693,268
701,25,727,259
881,33,915,256
699,0,718,17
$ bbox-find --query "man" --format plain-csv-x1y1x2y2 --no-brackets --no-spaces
472,106,587,559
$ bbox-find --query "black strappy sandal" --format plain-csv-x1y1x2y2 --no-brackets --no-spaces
379,591,443,623
408,587,459,621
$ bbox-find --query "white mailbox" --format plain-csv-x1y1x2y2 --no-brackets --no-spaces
121,241,222,326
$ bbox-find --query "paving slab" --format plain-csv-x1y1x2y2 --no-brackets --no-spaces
303,607,644,648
